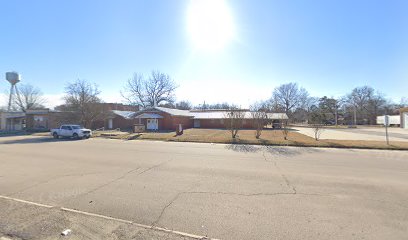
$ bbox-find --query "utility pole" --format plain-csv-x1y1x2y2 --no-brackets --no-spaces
335,109,338,126
384,115,390,145
353,106,357,126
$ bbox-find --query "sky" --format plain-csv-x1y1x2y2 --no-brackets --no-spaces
0,0,407,108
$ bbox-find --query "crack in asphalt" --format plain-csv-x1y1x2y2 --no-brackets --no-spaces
75,159,172,199
151,191,185,227
151,189,325,226
180,191,320,197
8,171,106,197
82,167,142,196
152,182,202,227
262,147,297,194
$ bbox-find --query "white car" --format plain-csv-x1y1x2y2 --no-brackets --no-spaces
51,125,92,139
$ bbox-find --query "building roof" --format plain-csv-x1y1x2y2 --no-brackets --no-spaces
134,113,164,119
266,113,288,119
0,111,25,119
153,107,193,117
111,110,137,119
190,111,229,119
135,107,288,120
191,111,288,120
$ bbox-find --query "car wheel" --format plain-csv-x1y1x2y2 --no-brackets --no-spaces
73,133,79,139
53,132,59,139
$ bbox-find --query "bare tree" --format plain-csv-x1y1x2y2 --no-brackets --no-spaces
194,102,236,110
175,100,192,110
122,71,178,108
292,96,319,123
311,124,324,141
250,103,268,139
62,79,104,128
281,114,290,140
271,83,309,117
13,84,46,112
224,109,245,139
345,86,387,124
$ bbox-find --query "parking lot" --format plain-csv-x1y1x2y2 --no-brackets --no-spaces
1,136,408,239
294,126,408,142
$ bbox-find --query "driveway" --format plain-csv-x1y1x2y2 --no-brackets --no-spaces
294,126,408,142
0,136,408,239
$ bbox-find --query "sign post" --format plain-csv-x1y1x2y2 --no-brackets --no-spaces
384,115,389,145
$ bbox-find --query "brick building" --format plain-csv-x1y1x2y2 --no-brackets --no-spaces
134,107,288,131
25,109,66,130
134,107,193,130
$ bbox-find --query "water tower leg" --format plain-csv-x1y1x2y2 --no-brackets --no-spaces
7,85,14,111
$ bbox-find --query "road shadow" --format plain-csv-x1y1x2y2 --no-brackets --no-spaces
263,145,320,156
0,136,80,145
225,144,261,153
225,143,321,157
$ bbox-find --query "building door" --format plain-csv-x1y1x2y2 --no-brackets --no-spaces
194,119,200,128
108,119,113,129
147,119,158,130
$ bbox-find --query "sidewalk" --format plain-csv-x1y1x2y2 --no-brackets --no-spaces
293,127,408,142
0,197,206,240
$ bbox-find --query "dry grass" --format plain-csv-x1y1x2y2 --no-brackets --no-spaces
95,128,408,150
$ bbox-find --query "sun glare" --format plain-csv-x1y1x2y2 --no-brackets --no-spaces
187,0,235,52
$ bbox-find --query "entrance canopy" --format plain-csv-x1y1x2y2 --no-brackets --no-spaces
134,113,163,119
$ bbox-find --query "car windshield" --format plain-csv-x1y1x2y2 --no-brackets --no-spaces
71,125,82,129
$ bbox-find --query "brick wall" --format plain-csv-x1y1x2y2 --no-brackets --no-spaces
194,119,255,129
135,110,193,131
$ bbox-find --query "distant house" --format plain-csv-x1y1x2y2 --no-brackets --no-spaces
1,103,140,132
25,109,67,130
0,111,25,131
134,107,288,131
1,109,67,131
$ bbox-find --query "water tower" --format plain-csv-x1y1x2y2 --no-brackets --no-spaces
5,71,21,111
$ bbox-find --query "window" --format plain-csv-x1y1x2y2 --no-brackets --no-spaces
34,116,44,122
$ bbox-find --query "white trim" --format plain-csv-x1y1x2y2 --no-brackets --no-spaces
147,118,159,130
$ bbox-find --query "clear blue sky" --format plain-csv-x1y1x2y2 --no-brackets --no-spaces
1,0,407,107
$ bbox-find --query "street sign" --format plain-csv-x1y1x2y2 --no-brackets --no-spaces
384,115,389,126
384,115,389,145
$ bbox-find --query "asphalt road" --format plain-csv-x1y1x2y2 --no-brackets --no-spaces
1,136,408,239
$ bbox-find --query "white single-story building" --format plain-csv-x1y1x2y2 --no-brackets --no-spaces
376,115,401,126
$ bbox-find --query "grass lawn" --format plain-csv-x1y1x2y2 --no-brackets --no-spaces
96,128,408,150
